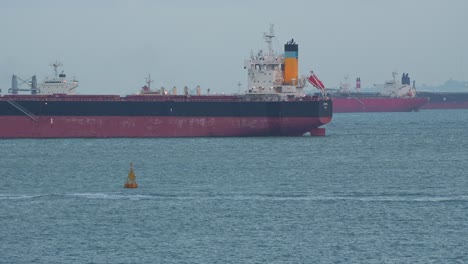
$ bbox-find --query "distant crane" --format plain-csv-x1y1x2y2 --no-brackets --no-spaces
8,75,39,95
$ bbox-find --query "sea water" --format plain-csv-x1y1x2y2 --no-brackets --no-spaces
1,110,467,263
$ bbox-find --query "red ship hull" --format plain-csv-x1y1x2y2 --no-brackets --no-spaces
0,116,331,138
332,97,428,113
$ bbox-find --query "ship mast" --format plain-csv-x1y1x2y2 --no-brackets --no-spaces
263,24,275,56
50,61,63,79
145,74,154,90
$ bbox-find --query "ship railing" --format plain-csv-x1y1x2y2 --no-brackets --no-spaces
0,94,122,102
298,95,325,101
7,100,38,122
124,95,243,102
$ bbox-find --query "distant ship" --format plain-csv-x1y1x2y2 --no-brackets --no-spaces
0,25,332,138
413,78,468,109
417,91,468,109
323,72,428,113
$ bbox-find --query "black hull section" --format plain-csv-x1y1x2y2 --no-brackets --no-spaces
0,98,332,118
417,92,468,103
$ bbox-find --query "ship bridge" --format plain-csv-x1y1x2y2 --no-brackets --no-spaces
244,25,306,98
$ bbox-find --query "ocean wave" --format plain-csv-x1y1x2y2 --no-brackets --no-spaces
66,192,152,200
0,193,152,201
2,192,467,203
0,194,42,200
199,194,468,202
309,195,468,202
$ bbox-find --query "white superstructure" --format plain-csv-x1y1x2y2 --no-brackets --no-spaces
39,62,79,95
244,25,306,98
338,76,352,94
374,71,416,98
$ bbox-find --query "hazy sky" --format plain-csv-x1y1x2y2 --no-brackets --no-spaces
1,0,467,95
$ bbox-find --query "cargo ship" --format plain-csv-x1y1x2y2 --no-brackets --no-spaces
322,72,428,113
0,26,332,138
417,92,468,109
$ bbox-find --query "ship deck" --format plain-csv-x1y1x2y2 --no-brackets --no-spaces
0,94,325,102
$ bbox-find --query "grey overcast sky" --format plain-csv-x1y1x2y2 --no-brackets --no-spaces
1,0,467,95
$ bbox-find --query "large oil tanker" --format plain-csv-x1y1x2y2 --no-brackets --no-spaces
318,73,428,113
0,26,332,138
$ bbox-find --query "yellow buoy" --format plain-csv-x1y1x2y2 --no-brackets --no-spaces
124,162,138,188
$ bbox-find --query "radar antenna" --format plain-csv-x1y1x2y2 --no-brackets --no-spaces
50,61,63,79
145,74,154,89
263,24,275,56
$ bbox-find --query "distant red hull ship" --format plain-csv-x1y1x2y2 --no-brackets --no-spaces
316,72,428,113
332,97,427,113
